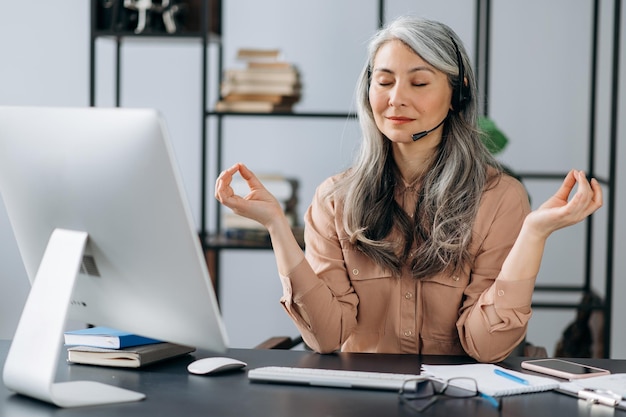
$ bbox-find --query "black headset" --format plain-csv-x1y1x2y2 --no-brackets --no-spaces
449,36,470,112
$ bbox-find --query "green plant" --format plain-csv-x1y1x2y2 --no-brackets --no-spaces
478,116,508,155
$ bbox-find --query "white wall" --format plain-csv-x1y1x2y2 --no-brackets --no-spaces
1,1,624,356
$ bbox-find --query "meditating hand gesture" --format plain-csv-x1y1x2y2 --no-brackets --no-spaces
525,169,603,239
215,162,286,231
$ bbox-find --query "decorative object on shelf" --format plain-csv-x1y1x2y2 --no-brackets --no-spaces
183,0,221,35
94,0,221,35
216,48,302,113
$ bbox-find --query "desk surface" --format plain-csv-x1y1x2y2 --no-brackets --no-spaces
1,340,625,417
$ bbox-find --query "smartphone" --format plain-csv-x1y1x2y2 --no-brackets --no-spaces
521,358,610,380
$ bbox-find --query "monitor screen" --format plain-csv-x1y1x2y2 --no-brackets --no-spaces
0,106,229,406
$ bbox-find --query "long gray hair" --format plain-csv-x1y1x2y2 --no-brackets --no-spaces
330,16,502,278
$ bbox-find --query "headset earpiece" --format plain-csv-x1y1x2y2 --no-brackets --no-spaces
450,37,470,112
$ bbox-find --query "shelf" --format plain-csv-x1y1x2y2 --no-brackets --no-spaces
207,111,356,118
204,227,304,250
92,30,222,43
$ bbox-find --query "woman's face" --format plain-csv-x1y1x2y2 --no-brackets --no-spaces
369,39,453,145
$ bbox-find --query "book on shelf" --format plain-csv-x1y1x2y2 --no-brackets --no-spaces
220,82,301,97
224,227,271,243
217,47,302,113
215,100,294,113
67,343,195,368
222,93,300,104
236,48,282,62
224,68,299,84
247,61,294,70
64,326,161,349
224,225,304,246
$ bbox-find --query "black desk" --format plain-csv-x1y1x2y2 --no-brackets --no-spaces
1,340,624,417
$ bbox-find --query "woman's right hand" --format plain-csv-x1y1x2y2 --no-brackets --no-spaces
214,162,285,230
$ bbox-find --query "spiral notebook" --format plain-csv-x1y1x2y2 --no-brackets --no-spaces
421,364,559,397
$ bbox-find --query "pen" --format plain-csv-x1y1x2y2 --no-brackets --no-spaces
479,392,502,410
494,368,530,385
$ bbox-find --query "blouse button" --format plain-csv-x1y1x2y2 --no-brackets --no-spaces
498,289,505,296
404,330,413,337
452,275,460,281
352,268,359,276
404,292,413,300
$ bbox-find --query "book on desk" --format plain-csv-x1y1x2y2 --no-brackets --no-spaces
64,326,162,349
67,343,195,368
64,326,195,368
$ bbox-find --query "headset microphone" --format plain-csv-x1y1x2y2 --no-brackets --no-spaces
411,116,447,141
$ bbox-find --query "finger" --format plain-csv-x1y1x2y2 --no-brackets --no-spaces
570,171,591,202
590,178,603,208
553,169,577,201
215,163,242,201
578,177,604,217
237,163,266,191
568,172,603,218
574,170,593,192
216,163,242,184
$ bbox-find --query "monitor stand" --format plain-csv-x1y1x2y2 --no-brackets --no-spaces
2,228,145,407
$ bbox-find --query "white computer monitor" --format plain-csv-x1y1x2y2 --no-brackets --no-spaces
0,106,229,407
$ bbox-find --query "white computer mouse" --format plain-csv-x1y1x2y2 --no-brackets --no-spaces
187,357,247,375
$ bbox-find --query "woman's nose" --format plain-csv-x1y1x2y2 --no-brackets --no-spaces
388,84,409,107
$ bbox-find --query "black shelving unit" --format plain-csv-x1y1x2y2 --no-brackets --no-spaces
89,0,220,289
88,0,377,299
201,5,385,298
475,0,620,358
88,0,217,202
89,0,619,357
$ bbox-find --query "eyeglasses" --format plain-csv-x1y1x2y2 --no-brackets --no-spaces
398,377,502,412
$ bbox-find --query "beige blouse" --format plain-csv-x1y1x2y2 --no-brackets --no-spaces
279,172,533,363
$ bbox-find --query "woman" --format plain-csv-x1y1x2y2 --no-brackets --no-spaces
215,16,602,362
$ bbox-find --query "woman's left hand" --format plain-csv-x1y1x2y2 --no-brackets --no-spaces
525,169,603,238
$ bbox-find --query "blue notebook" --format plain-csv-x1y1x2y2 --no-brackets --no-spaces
64,326,161,349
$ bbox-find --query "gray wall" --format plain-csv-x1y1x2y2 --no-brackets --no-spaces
1,0,624,357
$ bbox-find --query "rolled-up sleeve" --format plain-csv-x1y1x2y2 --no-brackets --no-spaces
457,176,534,363
279,178,359,353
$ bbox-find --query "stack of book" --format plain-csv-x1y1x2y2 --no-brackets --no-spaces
223,175,299,242
64,326,195,368
215,48,301,113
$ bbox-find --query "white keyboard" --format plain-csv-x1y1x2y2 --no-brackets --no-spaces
247,366,424,391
